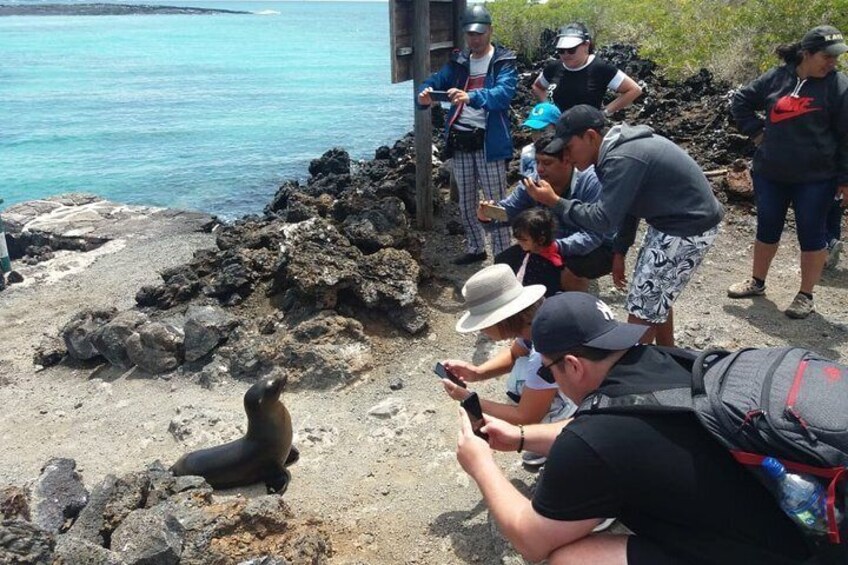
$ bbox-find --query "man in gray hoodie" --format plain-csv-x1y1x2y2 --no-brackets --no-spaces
526,105,724,345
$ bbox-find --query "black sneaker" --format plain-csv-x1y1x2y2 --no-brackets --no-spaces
452,252,487,266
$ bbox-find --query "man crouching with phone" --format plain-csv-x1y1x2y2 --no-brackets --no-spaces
455,292,813,565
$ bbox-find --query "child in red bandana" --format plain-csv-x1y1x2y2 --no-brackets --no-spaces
503,208,562,296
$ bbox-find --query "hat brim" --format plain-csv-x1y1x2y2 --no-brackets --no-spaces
556,36,584,49
523,118,555,129
823,43,848,56
455,284,547,334
584,323,648,350
542,136,568,155
464,22,490,33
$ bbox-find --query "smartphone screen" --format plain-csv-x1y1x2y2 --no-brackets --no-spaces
434,362,467,388
429,90,450,103
461,392,489,441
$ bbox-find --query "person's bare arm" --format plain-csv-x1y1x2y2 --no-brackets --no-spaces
604,75,642,115
457,412,599,561
479,387,557,425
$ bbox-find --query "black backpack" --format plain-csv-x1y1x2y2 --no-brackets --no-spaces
576,346,848,556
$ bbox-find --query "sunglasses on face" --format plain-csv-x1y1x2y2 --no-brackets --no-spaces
537,355,565,384
556,45,581,55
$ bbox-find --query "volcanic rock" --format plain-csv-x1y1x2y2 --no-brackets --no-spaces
126,322,184,375
54,535,123,565
111,507,183,565
338,196,410,253
61,308,118,361
308,147,351,178
0,487,30,521
182,304,239,362
33,334,66,368
91,311,149,369
0,519,55,564
30,458,89,534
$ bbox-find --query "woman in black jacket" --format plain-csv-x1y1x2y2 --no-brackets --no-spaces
728,25,848,319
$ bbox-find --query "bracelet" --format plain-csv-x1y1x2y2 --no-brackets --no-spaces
517,425,525,453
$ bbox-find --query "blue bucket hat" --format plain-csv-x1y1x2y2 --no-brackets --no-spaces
522,103,562,130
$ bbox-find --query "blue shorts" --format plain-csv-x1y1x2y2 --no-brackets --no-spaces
753,174,837,251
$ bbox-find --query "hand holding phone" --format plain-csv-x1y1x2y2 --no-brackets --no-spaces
480,203,508,222
428,90,451,103
461,392,489,441
434,362,467,388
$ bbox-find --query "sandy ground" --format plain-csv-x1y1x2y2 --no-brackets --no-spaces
0,201,846,564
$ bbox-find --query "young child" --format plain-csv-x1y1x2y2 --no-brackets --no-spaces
497,208,562,297
519,102,561,180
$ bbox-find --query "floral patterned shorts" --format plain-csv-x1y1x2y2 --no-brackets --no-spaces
627,225,719,324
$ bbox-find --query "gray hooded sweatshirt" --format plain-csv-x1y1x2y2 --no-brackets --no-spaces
552,124,724,254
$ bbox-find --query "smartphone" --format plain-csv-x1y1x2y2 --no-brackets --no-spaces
480,203,508,222
461,392,489,441
429,90,450,103
434,362,467,388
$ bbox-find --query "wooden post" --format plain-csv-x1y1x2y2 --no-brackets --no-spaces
453,0,466,53
412,0,433,230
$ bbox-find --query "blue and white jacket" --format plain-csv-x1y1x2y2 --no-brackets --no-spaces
417,44,517,162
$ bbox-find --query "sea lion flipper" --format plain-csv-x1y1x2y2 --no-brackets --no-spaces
285,446,300,467
266,468,291,495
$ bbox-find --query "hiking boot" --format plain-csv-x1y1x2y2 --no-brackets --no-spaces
453,252,487,266
785,292,815,319
825,239,843,270
521,451,547,467
727,278,766,298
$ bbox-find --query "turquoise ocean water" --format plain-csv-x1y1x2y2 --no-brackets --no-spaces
0,1,414,218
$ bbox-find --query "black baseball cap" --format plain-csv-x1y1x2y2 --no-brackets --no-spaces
801,25,848,56
531,292,647,355
462,5,492,33
555,23,591,50
542,104,606,154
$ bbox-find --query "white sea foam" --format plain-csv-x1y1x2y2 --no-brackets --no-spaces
253,10,280,15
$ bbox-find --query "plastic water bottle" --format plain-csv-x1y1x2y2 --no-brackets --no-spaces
761,457,829,534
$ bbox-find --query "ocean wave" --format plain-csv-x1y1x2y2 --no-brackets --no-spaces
253,10,280,16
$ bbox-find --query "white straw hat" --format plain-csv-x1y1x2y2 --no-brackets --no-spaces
455,264,547,334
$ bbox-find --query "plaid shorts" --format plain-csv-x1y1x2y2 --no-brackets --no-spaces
627,225,719,324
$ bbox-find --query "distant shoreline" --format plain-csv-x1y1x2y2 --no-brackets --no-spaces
0,3,251,16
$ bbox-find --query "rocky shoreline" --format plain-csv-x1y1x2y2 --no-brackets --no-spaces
0,4,250,16
0,43,844,565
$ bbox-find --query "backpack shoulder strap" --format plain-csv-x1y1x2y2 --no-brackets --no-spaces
575,346,702,417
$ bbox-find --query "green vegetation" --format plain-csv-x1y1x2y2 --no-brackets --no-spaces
487,0,848,82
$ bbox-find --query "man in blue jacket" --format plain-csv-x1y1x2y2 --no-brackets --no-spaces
417,5,517,265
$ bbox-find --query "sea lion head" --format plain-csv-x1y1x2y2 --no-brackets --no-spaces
244,374,287,412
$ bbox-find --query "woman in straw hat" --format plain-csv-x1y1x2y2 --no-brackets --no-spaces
438,263,574,466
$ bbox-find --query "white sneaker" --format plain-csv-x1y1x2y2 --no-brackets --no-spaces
593,518,616,532
521,451,547,467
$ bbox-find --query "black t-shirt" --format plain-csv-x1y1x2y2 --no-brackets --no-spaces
540,56,620,111
532,348,813,565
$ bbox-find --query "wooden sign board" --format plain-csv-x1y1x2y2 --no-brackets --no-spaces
390,0,464,84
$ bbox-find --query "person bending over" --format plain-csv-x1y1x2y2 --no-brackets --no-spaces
439,264,573,466
526,105,723,346
455,292,812,564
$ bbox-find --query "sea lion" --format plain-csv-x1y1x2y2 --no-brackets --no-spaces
170,375,299,494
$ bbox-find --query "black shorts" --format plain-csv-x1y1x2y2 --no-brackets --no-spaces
564,243,614,280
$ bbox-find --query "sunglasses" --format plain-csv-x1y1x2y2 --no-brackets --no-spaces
537,355,565,384
556,45,582,55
